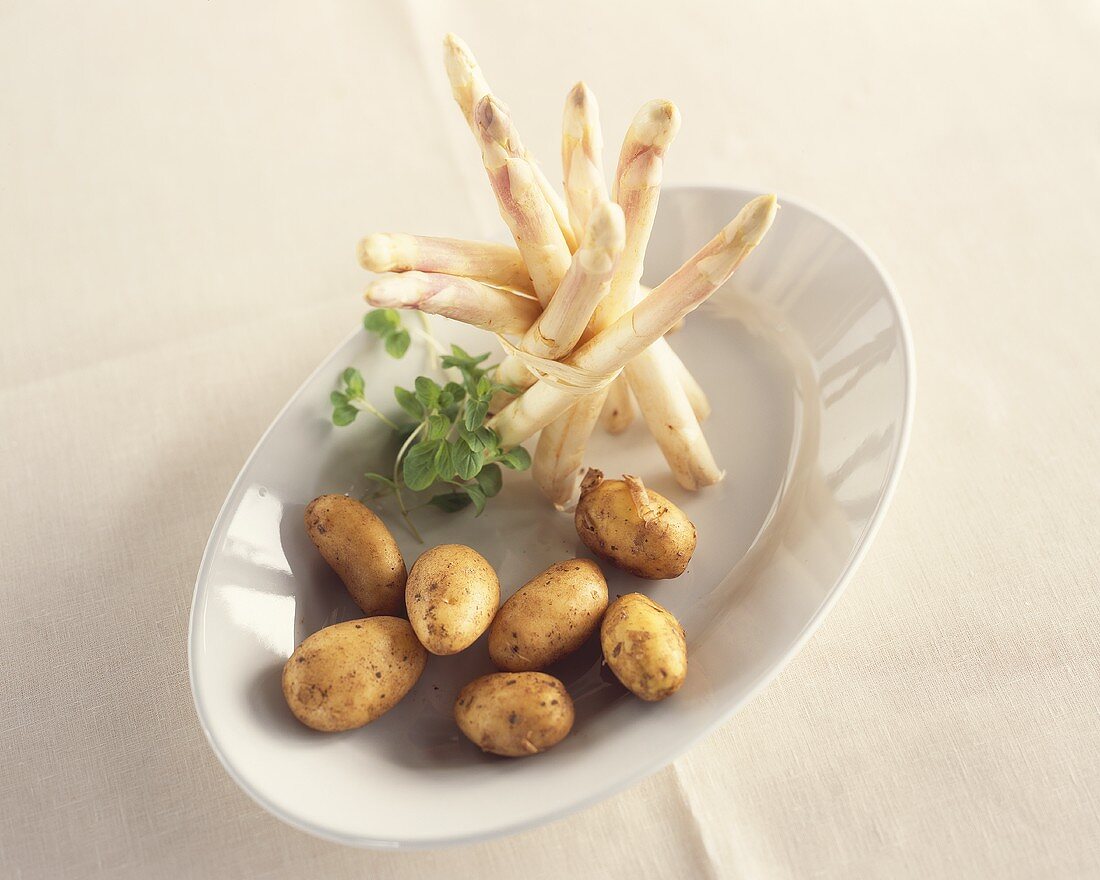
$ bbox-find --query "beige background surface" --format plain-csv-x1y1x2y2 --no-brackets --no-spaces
2,1,1099,877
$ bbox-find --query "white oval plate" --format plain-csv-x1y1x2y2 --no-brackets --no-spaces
189,186,914,849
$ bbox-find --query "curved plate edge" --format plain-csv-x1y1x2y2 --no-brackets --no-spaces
187,185,916,850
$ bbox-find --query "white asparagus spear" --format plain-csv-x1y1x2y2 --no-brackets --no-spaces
495,200,625,392
597,283,651,434
364,272,540,336
358,233,535,295
593,99,681,326
533,384,612,506
442,33,576,251
491,194,778,447
562,82,608,239
532,393,607,508
598,375,636,434
475,97,572,307
666,341,711,420
441,33,490,122
626,332,719,487
625,343,721,489
531,101,680,503
600,340,708,429
606,99,717,479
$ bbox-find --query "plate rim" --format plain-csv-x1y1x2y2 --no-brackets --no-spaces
187,184,917,850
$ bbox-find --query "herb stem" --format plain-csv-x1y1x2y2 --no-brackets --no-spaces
414,315,442,367
392,422,425,542
352,398,400,431
414,313,463,382
444,401,467,443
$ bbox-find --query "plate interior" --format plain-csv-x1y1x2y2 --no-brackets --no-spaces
189,186,913,848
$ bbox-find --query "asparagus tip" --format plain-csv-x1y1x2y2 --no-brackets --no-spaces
568,81,591,105
564,83,599,143
442,32,469,57
741,194,779,247
630,99,681,149
442,33,479,95
585,201,626,252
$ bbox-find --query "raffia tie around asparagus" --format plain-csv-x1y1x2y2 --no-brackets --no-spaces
357,33,778,506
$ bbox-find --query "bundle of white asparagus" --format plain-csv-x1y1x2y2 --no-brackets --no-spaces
360,34,777,508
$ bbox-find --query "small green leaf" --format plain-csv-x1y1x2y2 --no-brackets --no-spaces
476,463,503,498
454,345,489,364
384,329,410,359
466,483,487,515
402,440,440,491
441,346,490,372
493,383,519,396
498,445,532,470
428,492,473,513
457,423,485,453
463,399,489,432
364,308,400,334
425,413,450,441
444,381,466,402
364,472,397,490
414,376,441,410
452,440,483,481
477,426,500,452
394,386,423,419
433,440,454,479
330,390,349,406
475,374,493,400
332,404,358,426
342,367,365,396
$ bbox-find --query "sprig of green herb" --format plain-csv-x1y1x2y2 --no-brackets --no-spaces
329,367,399,430
363,308,411,358
330,310,530,539
393,346,528,511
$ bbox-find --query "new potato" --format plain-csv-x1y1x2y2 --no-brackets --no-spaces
454,672,574,757
601,593,687,701
406,544,499,655
305,494,406,616
574,470,696,579
282,617,426,731
488,558,608,671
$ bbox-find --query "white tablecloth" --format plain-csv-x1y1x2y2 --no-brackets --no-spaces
3,1,1098,877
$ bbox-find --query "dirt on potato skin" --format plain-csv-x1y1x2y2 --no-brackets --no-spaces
405,544,499,655
304,494,407,616
574,479,696,579
488,558,608,672
454,672,574,757
281,617,426,731
600,593,687,702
